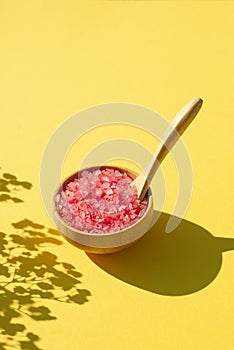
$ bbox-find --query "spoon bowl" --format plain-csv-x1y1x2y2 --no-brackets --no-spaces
53,166,153,254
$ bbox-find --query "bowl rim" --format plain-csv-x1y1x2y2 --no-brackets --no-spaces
53,165,153,237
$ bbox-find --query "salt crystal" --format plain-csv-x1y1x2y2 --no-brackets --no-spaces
56,167,148,233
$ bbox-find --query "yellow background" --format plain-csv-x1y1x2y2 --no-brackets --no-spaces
1,1,234,349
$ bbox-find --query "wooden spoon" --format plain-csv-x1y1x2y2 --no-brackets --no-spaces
131,97,203,200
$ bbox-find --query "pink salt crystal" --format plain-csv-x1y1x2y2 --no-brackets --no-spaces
56,167,148,234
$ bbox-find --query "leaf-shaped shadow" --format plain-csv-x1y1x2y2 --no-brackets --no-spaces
27,306,56,321
0,169,32,203
19,332,40,350
0,217,91,349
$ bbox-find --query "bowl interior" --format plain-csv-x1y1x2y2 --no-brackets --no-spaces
54,166,153,254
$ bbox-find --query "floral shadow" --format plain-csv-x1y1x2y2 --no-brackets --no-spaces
0,169,91,350
0,169,32,203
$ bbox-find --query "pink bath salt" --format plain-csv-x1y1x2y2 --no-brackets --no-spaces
55,167,148,233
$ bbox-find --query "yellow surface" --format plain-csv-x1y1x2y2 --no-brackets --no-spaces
1,1,234,349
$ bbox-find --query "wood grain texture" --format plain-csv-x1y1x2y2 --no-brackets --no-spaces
132,97,203,200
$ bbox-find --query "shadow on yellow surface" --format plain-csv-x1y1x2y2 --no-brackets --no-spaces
0,169,91,350
0,170,32,203
88,211,234,296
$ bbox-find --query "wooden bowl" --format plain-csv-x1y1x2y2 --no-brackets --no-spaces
53,166,153,254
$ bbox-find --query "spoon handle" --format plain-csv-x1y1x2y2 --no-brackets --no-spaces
133,97,203,200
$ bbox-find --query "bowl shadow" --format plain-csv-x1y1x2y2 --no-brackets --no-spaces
87,211,234,296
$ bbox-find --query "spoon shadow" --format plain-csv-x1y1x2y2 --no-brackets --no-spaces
87,212,234,296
